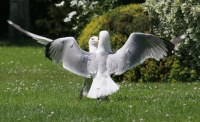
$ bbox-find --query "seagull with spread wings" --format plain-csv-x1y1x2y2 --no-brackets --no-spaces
8,20,185,99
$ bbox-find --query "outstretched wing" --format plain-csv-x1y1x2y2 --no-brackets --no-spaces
7,20,53,45
8,20,97,78
107,33,174,75
46,37,97,78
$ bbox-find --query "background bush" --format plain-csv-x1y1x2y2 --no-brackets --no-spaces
78,4,169,83
144,0,200,82
78,4,150,51
78,3,199,82
35,0,145,38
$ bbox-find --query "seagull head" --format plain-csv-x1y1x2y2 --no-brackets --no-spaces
89,36,98,47
98,30,112,52
88,36,99,52
99,31,110,42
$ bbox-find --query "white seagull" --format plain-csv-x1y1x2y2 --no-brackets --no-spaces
7,20,99,97
80,36,98,99
8,20,185,99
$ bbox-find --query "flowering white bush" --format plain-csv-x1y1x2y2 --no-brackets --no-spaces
144,0,200,80
144,0,200,38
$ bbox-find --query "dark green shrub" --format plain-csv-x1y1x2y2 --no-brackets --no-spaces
169,59,198,82
78,4,150,51
144,0,200,81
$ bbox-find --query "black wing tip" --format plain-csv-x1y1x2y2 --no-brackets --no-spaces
45,42,52,60
163,40,175,55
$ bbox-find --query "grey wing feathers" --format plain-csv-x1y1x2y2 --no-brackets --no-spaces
170,34,186,51
107,33,174,75
7,20,53,45
46,39,64,62
170,34,186,45
46,37,94,78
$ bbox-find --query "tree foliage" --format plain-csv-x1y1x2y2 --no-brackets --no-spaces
78,4,150,50
35,0,145,38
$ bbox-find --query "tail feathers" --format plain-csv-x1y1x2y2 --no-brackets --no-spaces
170,34,186,50
87,75,119,99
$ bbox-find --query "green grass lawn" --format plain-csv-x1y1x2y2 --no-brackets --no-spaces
0,46,200,122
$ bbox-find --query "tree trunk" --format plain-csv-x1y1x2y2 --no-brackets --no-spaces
9,0,30,39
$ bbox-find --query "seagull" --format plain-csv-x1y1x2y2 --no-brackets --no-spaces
8,20,185,99
78,33,186,99
7,20,99,98
79,36,98,99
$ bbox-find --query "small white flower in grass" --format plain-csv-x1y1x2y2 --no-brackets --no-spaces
129,105,133,108
166,114,169,117
51,111,54,115
194,87,197,90
40,110,44,113
140,118,144,121
183,103,186,106
55,1,65,7
10,60,14,64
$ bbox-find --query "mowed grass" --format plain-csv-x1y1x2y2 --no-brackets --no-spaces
0,46,200,122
